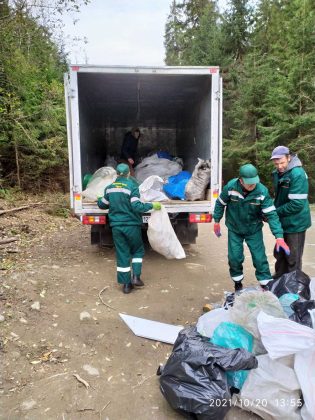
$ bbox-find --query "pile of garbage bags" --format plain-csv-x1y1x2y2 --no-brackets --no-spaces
158,270,315,420
137,156,211,201
82,153,211,202
161,158,211,201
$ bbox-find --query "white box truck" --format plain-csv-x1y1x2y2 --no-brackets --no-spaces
64,65,222,245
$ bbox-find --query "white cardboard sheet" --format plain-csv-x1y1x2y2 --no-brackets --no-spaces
119,313,183,344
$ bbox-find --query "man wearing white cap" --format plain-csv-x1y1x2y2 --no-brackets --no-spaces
270,146,312,277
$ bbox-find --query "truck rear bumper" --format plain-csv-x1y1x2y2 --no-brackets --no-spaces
88,212,210,246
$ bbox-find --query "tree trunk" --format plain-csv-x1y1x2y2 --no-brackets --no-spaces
14,139,21,188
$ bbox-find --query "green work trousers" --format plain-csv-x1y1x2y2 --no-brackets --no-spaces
228,229,272,284
112,225,144,284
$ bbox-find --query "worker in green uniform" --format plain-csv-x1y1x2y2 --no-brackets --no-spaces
97,163,161,294
270,146,312,277
213,164,290,291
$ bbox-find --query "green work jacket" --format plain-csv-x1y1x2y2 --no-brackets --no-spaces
97,176,153,227
272,155,311,233
213,178,283,238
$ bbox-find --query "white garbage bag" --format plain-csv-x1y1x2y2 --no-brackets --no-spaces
139,176,169,202
257,311,315,420
237,354,302,420
196,308,230,338
135,154,182,184
82,167,117,201
148,206,185,259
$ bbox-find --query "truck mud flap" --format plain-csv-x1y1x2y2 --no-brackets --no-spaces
91,225,114,247
174,220,198,245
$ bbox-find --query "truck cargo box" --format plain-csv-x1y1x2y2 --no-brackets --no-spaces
64,65,222,244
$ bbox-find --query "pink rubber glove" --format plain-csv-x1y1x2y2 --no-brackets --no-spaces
275,238,290,255
214,223,221,237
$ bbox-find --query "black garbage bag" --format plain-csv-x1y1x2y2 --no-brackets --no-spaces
290,299,315,328
267,270,311,300
158,326,257,419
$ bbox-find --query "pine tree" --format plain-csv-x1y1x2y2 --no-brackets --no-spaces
183,1,225,66
222,0,253,60
0,2,71,190
165,0,215,65
223,0,315,197
164,0,186,65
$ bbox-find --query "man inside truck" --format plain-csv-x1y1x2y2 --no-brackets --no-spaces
212,164,290,291
120,127,141,176
97,163,161,294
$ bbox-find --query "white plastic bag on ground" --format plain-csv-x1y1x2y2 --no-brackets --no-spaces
135,155,182,184
196,308,230,338
258,311,315,420
148,206,185,259
257,311,315,358
237,354,302,420
139,176,169,202
82,167,117,201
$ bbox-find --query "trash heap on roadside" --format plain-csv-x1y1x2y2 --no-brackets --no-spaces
158,270,315,420
82,152,211,202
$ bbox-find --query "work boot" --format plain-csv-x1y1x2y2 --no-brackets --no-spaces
122,283,134,294
131,275,144,287
234,281,243,292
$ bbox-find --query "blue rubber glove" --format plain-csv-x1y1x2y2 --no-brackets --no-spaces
275,238,290,256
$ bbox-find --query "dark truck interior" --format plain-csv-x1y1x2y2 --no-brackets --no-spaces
77,71,212,176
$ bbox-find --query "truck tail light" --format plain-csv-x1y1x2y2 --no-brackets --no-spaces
213,189,219,198
189,213,212,223
82,215,106,225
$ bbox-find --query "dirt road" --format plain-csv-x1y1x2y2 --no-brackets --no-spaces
1,208,315,420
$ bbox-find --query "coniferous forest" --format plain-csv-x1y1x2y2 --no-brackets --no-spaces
0,0,89,193
165,0,315,199
0,0,314,200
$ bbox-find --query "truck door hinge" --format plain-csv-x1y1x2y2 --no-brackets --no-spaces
68,89,76,99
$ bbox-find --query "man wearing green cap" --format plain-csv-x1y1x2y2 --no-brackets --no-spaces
213,163,290,290
97,163,161,294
